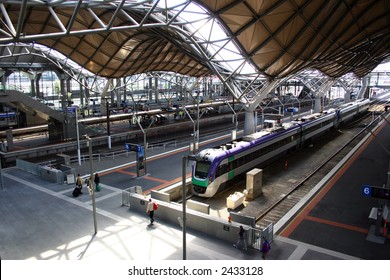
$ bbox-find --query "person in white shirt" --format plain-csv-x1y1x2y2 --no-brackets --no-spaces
146,198,155,225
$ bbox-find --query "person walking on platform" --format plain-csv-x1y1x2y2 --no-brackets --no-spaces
94,173,101,192
260,237,270,260
146,198,155,225
233,225,247,250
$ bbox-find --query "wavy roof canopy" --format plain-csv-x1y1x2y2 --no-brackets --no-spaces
0,0,389,80
196,0,390,79
0,1,213,78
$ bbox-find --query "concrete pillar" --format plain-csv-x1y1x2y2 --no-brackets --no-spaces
122,77,127,102
6,128,13,150
0,74,5,93
344,91,351,103
358,76,368,99
208,78,213,99
84,79,90,105
154,77,159,102
60,78,66,109
78,79,85,107
29,78,35,96
66,78,71,94
314,96,322,113
246,168,263,200
147,77,153,102
35,73,42,99
244,109,257,136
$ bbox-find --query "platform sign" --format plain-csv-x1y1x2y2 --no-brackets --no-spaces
362,185,372,197
284,107,298,113
67,107,76,113
362,185,390,199
125,143,145,176
137,145,144,158
125,143,138,152
371,186,390,199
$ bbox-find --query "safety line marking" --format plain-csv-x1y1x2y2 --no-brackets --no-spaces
305,215,369,234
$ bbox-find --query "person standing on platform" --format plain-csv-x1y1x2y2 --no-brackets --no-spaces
146,198,155,225
94,173,101,192
76,174,83,194
260,237,271,259
233,225,247,250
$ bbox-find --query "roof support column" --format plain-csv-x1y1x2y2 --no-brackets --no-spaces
244,110,258,136
35,73,42,99
359,76,368,99
101,78,112,116
26,72,35,97
66,77,72,106
79,78,85,108
314,97,322,113
151,77,157,103
344,91,351,103
59,73,68,109
154,77,158,103
84,78,90,107
313,79,336,113
243,79,283,135
0,70,5,92
123,77,127,102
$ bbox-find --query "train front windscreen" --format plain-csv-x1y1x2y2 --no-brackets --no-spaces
194,161,211,179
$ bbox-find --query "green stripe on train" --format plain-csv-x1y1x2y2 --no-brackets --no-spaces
192,178,208,187
228,170,235,180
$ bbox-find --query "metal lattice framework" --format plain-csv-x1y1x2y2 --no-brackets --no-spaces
0,0,389,108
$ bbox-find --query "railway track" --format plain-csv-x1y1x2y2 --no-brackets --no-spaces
255,111,387,229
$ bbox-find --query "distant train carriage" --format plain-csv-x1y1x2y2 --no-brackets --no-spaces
0,112,18,129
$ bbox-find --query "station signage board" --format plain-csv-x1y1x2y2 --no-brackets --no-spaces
362,185,390,199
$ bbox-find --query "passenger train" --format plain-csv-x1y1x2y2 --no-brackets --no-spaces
191,99,370,197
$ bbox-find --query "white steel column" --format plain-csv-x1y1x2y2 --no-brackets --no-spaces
244,109,257,136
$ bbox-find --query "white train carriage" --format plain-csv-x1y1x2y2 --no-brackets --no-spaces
192,99,371,197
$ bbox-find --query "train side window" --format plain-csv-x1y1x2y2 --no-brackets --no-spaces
217,164,227,176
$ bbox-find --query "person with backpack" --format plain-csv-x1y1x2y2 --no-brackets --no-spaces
146,198,157,225
260,237,271,259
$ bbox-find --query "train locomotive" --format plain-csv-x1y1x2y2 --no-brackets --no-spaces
191,99,370,197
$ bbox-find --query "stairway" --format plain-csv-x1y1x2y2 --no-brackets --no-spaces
0,90,65,122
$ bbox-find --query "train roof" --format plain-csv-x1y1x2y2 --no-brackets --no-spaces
196,109,339,163
197,122,297,162
195,99,370,164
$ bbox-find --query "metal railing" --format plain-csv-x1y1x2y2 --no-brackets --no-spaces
247,223,274,250
148,140,177,150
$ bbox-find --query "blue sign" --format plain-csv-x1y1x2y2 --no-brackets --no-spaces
67,107,76,113
125,143,144,157
125,143,138,152
284,107,298,113
362,185,372,197
137,145,144,158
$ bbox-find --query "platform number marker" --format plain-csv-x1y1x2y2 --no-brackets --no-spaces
362,185,372,197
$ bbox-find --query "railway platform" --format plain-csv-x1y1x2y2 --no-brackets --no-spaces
0,113,389,261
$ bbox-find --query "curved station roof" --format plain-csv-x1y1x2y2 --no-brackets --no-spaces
0,0,389,105
197,0,390,79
